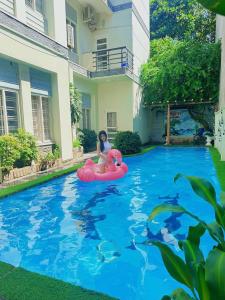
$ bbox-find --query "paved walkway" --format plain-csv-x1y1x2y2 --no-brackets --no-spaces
0,152,97,189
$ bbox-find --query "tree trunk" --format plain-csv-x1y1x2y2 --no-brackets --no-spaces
166,104,171,145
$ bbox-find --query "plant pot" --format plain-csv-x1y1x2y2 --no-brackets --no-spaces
205,135,214,146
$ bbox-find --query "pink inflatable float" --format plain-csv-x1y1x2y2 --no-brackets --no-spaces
77,149,128,182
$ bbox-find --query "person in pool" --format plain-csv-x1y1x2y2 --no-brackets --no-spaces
97,130,112,173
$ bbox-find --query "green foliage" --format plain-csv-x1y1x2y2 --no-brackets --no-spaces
148,175,225,300
78,129,97,153
151,0,216,42
69,83,82,125
114,131,142,155
0,135,21,182
197,0,225,16
38,145,61,171
14,129,38,168
140,38,221,106
73,138,81,148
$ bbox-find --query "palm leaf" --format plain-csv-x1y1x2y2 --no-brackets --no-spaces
152,241,193,289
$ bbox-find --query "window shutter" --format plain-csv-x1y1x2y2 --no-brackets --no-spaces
67,24,75,48
41,97,50,141
5,91,18,133
32,95,41,141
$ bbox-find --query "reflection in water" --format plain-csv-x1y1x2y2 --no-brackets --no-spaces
127,193,185,253
72,185,121,240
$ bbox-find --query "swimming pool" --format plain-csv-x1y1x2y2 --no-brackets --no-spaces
0,147,220,300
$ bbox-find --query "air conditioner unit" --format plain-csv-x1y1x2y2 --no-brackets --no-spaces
83,5,95,23
67,24,74,48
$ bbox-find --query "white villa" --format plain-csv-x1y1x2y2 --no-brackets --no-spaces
0,0,150,160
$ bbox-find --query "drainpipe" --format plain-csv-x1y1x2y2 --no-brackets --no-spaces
166,104,171,145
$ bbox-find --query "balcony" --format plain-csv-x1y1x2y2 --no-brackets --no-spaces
80,46,134,78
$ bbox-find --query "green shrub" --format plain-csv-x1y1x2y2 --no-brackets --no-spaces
0,135,21,182
73,139,81,148
78,129,97,153
38,152,55,171
52,144,61,159
14,129,38,168
114,131,142,154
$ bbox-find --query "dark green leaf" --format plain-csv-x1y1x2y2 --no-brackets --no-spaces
195,264,210,300
187,223,206,246
220,192,225,207
205,248,225,300
148,204,186,221
171,288,194,300
175,174,217,208
152,241,193,289
197,0,225,16
182,240,205,268
161,296,171,300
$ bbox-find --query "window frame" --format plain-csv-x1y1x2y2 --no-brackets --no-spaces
82,108,91,130
31,94,51,144
66,18,78,53
0,87,20,136
25,0,44,15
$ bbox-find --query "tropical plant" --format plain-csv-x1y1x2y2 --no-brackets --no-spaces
73,138,81,148
114,131,142,154
14,129,38,168
148,174,225,300
197,0,225,16
151,0,216,42
69,83,82,125
0,135,21,182
78,129,97,153
140,38,221,106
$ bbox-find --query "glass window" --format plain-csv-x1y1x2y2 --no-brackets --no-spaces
82,108,91,130
0,89,19,136
26,0,43,14
32,95,51,143
66,19,77,53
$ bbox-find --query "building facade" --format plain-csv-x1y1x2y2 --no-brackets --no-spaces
216,15,225,160
0,0,150,160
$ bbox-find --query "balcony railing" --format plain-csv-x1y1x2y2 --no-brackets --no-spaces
92,46,133,73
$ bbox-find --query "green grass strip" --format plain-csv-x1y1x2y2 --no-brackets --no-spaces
0,261,116,300
0,147,156,199
209,147,225,191
123,145,156,158
0,163,83,199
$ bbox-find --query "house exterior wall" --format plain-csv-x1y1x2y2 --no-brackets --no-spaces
215,15,225,160
0,0,150,161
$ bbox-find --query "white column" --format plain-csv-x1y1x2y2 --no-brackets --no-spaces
51,69,73,160
14,0,26,23
45,0,67,46
18,64,34,134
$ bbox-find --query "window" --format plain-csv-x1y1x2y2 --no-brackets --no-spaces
32,95,51,143
66,19,77,53
107,112,117,142
96,38,108,70
0,89,19,136
82,109,91,129
25,0,43,14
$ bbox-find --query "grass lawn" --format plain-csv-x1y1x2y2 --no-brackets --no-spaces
0,164,83,199
209,147,225,191
0,261,116,300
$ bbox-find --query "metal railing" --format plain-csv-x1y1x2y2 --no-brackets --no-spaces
92,46,134,72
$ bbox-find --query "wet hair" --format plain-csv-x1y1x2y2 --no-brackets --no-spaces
98,130,107,152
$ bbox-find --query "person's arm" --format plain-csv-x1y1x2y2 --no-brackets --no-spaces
97,143,107,159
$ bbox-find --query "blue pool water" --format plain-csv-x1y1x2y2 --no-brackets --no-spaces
0,147,220,299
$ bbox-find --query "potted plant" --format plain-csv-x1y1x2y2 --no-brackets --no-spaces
204,131,214,146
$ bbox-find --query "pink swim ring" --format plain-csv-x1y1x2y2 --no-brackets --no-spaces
77,149,128,182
